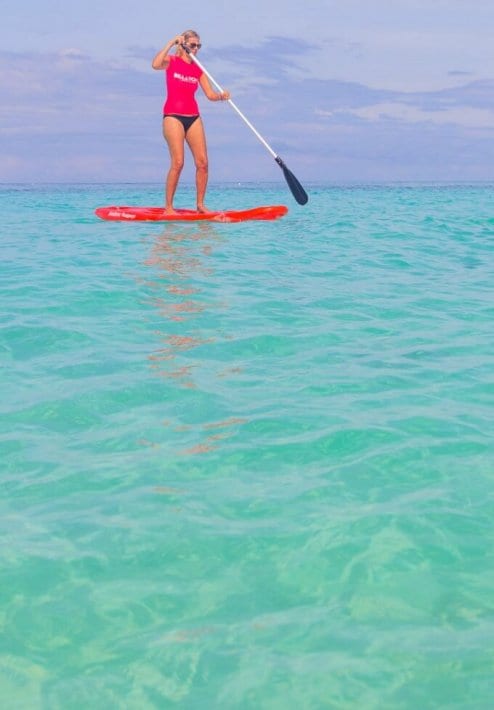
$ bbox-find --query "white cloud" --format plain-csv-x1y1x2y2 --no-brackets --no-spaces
1,42,493,183
337,103,494,129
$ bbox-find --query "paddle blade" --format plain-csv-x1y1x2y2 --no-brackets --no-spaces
275,156,308,205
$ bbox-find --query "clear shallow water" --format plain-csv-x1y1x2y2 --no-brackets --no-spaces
1,182,494,708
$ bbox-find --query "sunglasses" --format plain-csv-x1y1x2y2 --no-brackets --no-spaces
186,42,202,50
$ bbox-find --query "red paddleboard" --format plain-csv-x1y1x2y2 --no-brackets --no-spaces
95,205,288,223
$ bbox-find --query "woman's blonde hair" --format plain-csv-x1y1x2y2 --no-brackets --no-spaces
177,29,200,54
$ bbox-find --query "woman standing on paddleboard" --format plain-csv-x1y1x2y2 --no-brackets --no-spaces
152,30,230,214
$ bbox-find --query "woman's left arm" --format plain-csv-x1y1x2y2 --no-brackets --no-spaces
199,75,230,102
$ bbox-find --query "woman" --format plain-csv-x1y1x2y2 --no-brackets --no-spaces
152,30,230,213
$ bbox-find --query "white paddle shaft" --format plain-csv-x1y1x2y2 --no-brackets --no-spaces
186,49,278,160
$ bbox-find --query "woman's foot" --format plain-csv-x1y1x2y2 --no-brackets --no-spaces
196,204,213,214
164,206,178,215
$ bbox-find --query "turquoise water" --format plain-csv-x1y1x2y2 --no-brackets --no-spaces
2,182,494,708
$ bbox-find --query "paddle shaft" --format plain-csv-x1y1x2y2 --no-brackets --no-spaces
181,44,308,205
184,48,278,160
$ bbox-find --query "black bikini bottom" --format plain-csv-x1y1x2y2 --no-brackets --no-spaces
163,114,200,133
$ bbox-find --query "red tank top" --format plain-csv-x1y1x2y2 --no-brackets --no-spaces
163,56,203,115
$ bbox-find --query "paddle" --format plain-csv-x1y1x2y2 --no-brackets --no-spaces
182,44,309,205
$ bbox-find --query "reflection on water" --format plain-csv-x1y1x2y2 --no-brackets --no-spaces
142,222,247,454
144,222,219,387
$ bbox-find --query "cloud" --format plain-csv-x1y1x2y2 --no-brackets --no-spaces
0,49,158,130
448,70,474,77
1,43,493,183
339,103,494,130
318,80,494,131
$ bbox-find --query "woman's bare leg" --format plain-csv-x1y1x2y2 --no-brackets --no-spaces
163,117,185,212
185,118,209,212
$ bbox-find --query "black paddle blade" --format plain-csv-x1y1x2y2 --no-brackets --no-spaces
275,156,308,205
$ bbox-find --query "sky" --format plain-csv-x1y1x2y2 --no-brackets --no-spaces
1,0,494,184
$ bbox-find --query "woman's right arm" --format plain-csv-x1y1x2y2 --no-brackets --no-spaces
151,35,182,70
